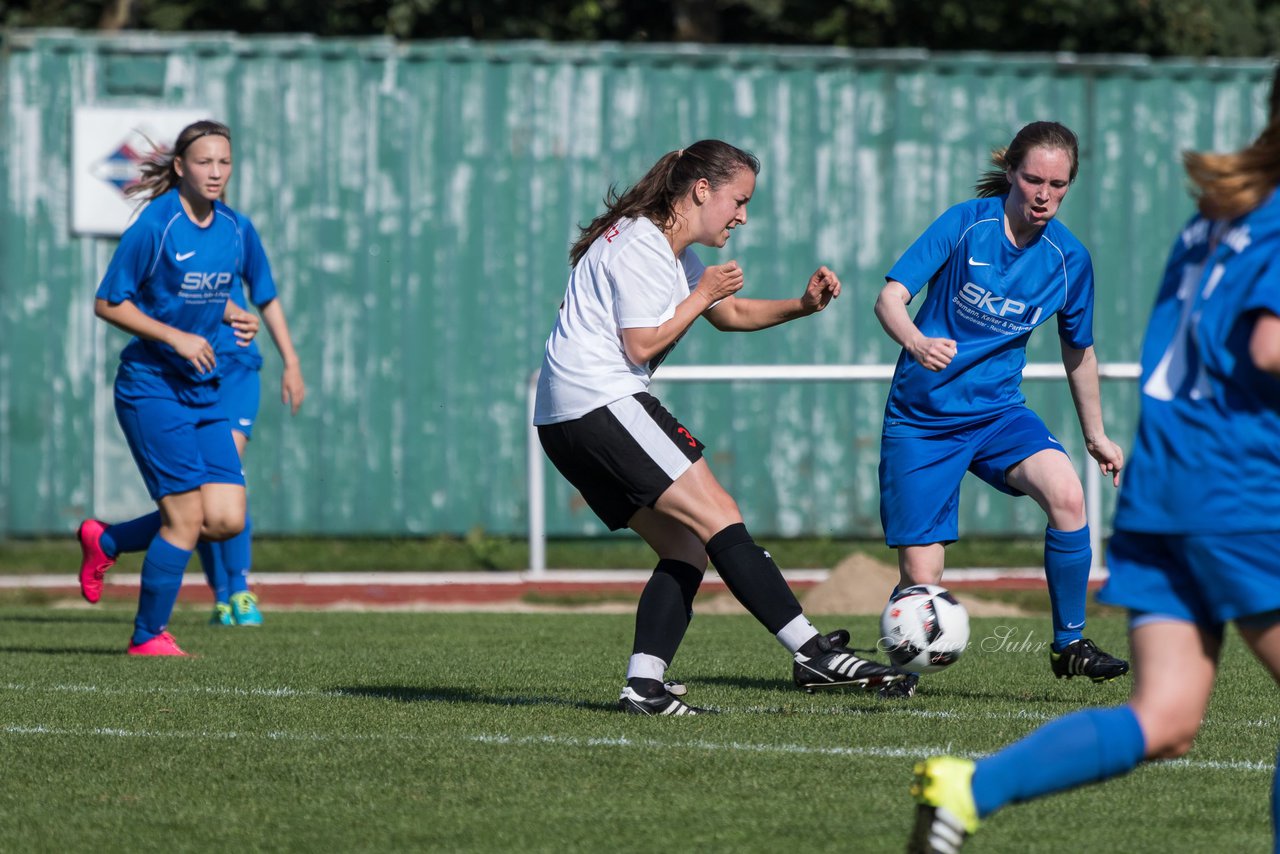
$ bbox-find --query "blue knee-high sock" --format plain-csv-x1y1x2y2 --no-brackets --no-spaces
196,540,230,604
101,512,162,558
133,537,192,645
1044,525,1091,650
972,705,1145,818
224,512,252,596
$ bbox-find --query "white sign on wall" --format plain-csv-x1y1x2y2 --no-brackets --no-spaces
72,106,212,236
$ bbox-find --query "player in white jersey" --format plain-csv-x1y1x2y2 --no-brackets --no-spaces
535,139,907,714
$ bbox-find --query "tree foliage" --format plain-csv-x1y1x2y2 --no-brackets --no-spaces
6,0,1280,57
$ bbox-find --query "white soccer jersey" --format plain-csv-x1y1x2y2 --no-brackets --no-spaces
534,217,706,425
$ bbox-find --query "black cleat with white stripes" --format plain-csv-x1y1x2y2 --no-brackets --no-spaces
618,686,713,716
793,631,908,692
1050,638,1130,682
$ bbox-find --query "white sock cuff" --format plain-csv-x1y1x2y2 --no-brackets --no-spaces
626,653,668,682
776,616,819,654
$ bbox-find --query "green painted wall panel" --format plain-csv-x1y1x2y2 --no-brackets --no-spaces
0,33,1271,538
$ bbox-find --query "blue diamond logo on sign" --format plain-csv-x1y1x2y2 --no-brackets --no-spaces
89,137,147,194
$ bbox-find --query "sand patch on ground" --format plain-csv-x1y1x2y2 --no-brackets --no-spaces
695,552,1030,617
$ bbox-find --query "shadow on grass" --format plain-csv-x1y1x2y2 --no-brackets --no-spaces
332,684,617,713
697,674,796,692
0,645,122,656
0,613,125,625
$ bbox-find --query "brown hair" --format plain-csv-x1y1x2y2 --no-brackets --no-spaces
126,120,232,203
975,121,1080,198
1183,64,1280,220
569,139,760,266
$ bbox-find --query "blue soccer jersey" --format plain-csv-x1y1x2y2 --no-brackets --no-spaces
883,196,1095,432
1114,195,1280,534
97,189,250,390
213,212,277,370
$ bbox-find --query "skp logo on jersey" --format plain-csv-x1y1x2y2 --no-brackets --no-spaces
958,282,1045,325
181,272,232,291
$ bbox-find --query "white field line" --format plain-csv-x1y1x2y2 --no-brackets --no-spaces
467,733,1274,774
0,721,1269,774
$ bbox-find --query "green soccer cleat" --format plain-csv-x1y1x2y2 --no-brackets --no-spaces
210,602,233,626
908,756,979,854
229,591,263,627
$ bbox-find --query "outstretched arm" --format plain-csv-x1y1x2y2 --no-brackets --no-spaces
874,280,956,371
260,300,306,415
620,261,744,365
1061,341,1123,486
702,266,841,332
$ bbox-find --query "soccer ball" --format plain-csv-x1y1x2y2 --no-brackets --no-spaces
879,584,971,674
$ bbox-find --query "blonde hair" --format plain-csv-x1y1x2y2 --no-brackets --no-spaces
126,120,232,203
975,121,1080,198
1183,65,1280,220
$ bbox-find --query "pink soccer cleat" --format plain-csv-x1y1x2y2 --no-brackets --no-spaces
126,631,189,656
77,519,116,604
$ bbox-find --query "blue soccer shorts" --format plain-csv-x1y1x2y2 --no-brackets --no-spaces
218,359,262,439
879,406,1067,547
1102,529,1280,637
114,381,245,501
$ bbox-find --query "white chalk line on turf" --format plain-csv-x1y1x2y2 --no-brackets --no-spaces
467,733,1275,774
2,681,313,698
0,723,1269,774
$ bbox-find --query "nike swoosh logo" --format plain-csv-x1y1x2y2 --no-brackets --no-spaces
176,251,196,261
967,256,990,266
1065,621,1085,630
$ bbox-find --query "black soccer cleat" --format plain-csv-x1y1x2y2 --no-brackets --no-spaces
877,671,920,700
618,686,713,716
793,631,907,692
1050,638,1130,683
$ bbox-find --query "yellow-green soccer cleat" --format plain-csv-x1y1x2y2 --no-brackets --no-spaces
908,756,979,854
209,602,233,626
229,591,263,627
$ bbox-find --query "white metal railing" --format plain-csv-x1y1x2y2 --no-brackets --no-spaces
526,362,1142,577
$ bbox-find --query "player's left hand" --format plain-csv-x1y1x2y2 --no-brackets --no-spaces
282,363,306,416
1086,436,1124,486
228,307,259,345
801,266,841,313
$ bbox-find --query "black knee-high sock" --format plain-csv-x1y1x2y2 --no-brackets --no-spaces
631,559,703,664
705,523,803,634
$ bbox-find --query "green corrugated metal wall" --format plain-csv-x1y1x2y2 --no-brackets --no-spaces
0,32,1271,537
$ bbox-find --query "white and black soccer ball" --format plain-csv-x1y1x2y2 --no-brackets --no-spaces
879,584,970,674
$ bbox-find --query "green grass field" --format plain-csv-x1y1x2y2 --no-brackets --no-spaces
0,604,1273,853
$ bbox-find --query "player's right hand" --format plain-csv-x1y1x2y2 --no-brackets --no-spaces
910,336,957,371
695,261,745,304
172,331,216,374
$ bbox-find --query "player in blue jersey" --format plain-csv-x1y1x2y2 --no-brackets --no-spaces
197,190,305,629
76,120,262,656
536,140,906,714
906,83,1280,853
874,121,1129,699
